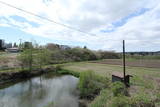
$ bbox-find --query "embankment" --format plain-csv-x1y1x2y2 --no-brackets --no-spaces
0,66,57,85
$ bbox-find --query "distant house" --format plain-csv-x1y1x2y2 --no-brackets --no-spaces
59,45,71,50
5,43,12,48
6,48,20,53
155,51,160,55
24,42,32,49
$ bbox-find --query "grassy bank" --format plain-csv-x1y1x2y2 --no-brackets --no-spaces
62,62,160,107
1,61,160,106
0,65,59,85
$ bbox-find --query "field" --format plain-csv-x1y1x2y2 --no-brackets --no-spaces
0,53,160,106
62,61,160,98
91,59,160,68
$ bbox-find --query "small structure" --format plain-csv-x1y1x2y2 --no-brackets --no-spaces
6,48,20,53
5,43,12,48
112,40,132,87
24,42,32,49
112,72,132,87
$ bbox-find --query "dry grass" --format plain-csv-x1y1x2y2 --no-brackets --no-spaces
0,53,19,70
91,59,160,68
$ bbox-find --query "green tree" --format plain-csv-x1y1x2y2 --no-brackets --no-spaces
18,48,33,72
35,48,51,69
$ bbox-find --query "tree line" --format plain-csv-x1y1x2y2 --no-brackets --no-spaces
18,43,120,72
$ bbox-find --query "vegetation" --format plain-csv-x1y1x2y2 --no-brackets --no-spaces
89,82,156,107
99,51,120,59
62,62,160,107
111,82,127,96
57,68,80,77
16,43,120,72
18,48,33,71
18,48,51,72
125,54,160,60
46,43,120,63
78,70,110,98
1,41,160,107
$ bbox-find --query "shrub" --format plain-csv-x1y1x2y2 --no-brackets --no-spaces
99,51,120,59
78,70,109,98
55,65,63,71
111,82,127,96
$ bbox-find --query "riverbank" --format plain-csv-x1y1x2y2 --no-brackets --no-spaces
1,62,160,107
0,65,90,107
61,62,160,107
0,65,57,85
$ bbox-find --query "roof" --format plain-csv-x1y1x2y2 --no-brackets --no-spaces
7,48,19,50
112,72,124,78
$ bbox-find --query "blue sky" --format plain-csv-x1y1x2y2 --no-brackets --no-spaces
101,8,150,33
0,26,88,47
0,0,160,51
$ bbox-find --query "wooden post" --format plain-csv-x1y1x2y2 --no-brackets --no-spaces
123,40,126,83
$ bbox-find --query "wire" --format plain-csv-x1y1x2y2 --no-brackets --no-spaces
0,1,97,36
0,1,160,44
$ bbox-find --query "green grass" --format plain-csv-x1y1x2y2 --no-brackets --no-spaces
89,82,156,107
62,62,160,104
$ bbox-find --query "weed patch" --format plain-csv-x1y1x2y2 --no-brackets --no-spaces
78,70,110,99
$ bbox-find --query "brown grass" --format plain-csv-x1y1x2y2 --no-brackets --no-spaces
91,59,160,68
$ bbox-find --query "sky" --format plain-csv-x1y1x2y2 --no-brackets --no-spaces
0,0,160,52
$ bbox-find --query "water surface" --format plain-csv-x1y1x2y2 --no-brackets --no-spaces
0,73,79,107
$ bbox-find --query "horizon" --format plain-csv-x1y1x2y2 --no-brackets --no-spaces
1,37,160,53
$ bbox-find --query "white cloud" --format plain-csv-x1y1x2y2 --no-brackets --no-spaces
0,0,160,51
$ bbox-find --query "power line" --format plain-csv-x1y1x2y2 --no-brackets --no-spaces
0,1,160,44
0,1,96,36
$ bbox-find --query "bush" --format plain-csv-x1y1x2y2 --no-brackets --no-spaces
55,65,63,71
111,82,127,96
65,48,98,61
78,70,109,98
99,51,120,59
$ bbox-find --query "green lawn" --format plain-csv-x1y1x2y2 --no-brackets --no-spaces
62,62,160,96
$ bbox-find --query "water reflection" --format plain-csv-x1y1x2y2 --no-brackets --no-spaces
0,73,79,107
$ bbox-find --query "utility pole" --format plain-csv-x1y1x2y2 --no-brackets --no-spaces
19,39,22,49
123,40,126,83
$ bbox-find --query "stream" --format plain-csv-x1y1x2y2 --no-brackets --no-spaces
0,73,79,107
